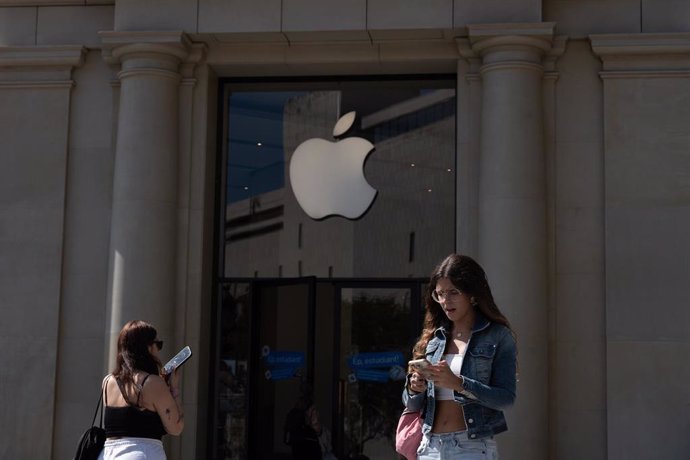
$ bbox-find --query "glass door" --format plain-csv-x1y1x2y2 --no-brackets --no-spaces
249,279,316,460
214,278,316,460
334,282,422,460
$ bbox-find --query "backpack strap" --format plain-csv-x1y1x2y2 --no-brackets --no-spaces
103,374,111,407
92,389,104,428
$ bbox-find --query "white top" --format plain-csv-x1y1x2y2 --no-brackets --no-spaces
434,353,464,400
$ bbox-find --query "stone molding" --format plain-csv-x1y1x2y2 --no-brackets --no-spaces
457,24,564,81
590,33,690,75
457,23,556,70
543,35,568,80
0,46,86,84
0,45,86,68
99,31,206,85
590,33,690,56
205,39,459,70
100,30,197,66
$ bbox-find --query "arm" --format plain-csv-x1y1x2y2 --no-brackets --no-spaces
456,329,517,410
401,371,427,411
148,371,185,436
425,329,516,410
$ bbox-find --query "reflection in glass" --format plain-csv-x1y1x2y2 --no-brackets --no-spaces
216,283,250,460
223,80,456,279
340,288,412,459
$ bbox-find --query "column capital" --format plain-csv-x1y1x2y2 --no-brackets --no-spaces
99,31,207,82
457,23,556,69
99,31,194,67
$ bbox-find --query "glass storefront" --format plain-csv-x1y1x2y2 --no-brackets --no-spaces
212,76,456,459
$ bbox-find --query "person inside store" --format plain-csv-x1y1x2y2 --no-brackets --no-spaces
98,320,184,459
403,254,517,459
284,383,323,460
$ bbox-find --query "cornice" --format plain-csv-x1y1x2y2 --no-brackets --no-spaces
467,22,555,51
590,33,690,56
590,33,690,72
0,46,86,69
100,31,192,48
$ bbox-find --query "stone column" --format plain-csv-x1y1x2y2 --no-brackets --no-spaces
460,23,554,460
100,32,190,369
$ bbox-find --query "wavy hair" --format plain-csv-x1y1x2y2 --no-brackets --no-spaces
112,320,162,387
413,254,513,357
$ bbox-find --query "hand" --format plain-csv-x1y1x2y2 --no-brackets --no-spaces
425,361,463,392
408,371,427,393
166,368,180,392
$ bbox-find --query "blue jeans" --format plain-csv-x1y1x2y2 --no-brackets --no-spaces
417,431,498,460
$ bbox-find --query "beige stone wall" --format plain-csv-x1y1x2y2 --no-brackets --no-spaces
592,33,690,459
1,1,690,459
551,38,607,460
0,45,86,459
52,49,116,460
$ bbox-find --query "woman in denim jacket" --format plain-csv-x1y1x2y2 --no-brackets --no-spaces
403,254,517,459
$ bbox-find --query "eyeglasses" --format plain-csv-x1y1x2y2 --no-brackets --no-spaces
431,288,462,303
152,340,164,351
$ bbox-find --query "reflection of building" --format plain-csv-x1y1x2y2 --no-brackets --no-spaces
3,2,690,459
225,89,455,278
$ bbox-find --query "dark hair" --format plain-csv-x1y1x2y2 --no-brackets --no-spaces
296,382,314,410
413,254,513,356
112,320,162,387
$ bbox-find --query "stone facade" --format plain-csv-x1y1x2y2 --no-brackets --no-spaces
1,1,689,459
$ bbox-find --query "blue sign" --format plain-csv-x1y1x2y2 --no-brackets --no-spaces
354,369,390,382
265,351,305,368
265,368,297,381
348,351,404,370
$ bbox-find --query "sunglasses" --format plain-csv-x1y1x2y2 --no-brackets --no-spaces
152,339,164,351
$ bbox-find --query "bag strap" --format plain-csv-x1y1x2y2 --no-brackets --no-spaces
91,390,103,428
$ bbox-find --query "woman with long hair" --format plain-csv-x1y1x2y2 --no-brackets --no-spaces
403,254,517,459
98,320,184,459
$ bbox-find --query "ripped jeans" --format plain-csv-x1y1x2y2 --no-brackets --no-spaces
417,431,498,460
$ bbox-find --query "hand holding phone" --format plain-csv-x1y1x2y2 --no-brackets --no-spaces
162,346,192,376
408,358,430,370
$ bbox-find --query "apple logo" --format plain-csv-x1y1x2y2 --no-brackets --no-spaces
289,111,377,220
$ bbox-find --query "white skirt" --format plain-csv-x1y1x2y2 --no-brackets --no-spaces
98,437,166,460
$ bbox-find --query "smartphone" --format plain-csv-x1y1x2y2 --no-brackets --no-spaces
408,358,430,370
162,346,192,375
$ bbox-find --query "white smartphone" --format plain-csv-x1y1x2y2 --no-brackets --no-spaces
162,346,192,375
408,358,430,370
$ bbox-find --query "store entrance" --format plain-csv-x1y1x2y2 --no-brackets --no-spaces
212,278,426,460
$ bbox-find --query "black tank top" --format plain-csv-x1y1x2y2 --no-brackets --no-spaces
104,375,167,440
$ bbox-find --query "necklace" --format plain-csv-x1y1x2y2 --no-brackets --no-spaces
455,330,463,339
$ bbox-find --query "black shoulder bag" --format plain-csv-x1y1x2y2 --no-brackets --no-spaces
74,384,106,460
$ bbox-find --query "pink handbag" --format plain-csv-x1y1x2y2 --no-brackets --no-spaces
395,409,423,460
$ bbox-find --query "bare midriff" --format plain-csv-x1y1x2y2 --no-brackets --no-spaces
432,400,467,433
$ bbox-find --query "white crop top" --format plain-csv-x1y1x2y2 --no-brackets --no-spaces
434,353,464,400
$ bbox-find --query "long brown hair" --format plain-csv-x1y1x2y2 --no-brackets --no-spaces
413,254,513,356
112,320,162,387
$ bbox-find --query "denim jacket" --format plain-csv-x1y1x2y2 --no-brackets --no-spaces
402,313,517,440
